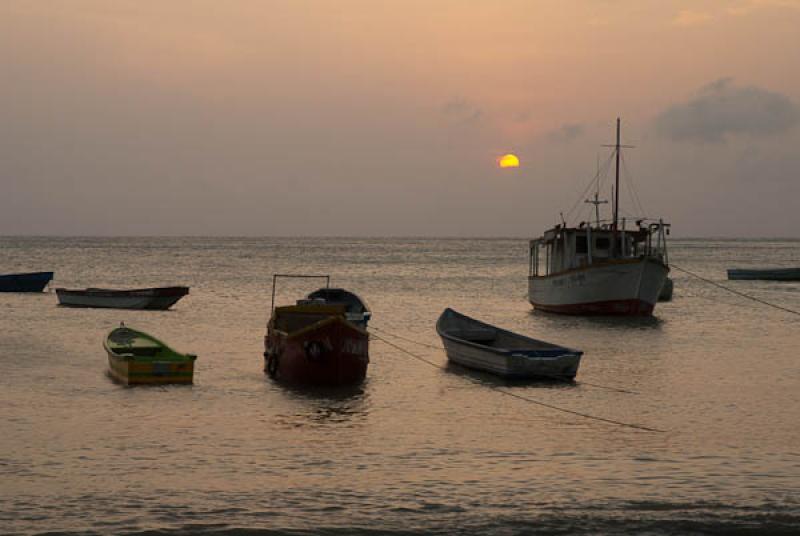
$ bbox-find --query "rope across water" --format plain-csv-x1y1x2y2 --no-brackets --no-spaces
371,328,664,433
371,326,639,394
670,264,800,317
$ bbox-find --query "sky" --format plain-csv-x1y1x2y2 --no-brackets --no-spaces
1,0,799,237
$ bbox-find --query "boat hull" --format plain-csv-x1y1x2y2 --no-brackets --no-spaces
441,337,581,380
528,258,668,316
0,272,53,292
727,268,800,281
107,353,194,385
265,317,369,386
658,277,674,302
57,287,189,310
436,308,582,380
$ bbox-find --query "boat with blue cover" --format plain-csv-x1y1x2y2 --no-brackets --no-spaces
264,275,371,386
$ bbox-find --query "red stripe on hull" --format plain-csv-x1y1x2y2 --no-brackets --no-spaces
533,299,655,316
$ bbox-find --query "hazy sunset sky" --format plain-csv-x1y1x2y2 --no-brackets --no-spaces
1,1,798,237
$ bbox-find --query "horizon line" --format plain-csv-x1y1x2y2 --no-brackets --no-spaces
2,234,800,241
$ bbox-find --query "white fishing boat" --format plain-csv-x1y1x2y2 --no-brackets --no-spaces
436,308,583,380
56,286,189,310
528,118,670,316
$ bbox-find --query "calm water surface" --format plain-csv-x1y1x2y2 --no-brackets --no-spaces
1,237,799,535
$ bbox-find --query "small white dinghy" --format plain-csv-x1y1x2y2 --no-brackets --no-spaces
436,308,583,380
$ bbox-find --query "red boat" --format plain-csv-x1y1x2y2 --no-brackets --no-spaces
264,275,370,386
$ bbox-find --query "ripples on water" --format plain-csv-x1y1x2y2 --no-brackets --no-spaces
1,237,800,535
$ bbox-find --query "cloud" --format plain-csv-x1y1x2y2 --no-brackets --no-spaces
654,78,799,143
441,97,482,124
547,123,584,143
673,10,713,26
728,0,800,16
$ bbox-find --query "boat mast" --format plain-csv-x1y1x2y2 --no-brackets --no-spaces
602,118,633,232
613,117,621,231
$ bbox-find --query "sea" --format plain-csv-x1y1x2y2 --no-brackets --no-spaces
2,236,799,535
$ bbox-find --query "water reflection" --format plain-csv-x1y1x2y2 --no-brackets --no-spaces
271,381,371,429
443,362,578,390
529,308,665,330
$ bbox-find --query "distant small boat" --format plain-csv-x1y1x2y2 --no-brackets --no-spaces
0,271,54,292
727,268,800,281
104,324,196,385
56,286,189,310
264,275,370,386
436,308,583,380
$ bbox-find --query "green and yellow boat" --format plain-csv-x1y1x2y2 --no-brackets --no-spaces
104,324,196,385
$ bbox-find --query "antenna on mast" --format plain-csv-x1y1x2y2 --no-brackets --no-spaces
585,153,608,228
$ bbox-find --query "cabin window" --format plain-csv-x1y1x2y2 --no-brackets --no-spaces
595,237,610,250
576,235,588,254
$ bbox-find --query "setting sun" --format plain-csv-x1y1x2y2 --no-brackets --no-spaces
498,153,520,168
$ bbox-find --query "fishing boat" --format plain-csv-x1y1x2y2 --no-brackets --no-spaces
0,271,54,292
436,308,582,380
104,324,196,385
264,274,370,386
727,268,800,281
528,118,670,316
56,286,189,310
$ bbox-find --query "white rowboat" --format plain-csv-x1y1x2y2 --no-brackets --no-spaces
56,286,189,310
436,308,583,380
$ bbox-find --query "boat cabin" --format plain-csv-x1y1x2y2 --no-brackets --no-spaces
269,287,372,335
271,303,349,335
529,219,669,277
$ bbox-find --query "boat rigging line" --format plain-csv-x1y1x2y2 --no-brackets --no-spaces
372,330,663,433
371,325,639,395
670,264,800,317
620,151,647,218
564,152,615,226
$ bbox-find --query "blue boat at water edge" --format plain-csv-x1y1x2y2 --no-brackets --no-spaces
0,271,54,292
727,268,800,281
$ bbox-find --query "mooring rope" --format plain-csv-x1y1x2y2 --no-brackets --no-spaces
372,333,664,433
371,325,639,395
671,264,800,317
371,326,444,350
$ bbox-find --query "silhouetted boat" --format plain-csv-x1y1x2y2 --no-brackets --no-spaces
436,308,582,380
727,268,800,281
264,275,370,386
0,271,53,292
104,324,196,385
56,286,189,310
